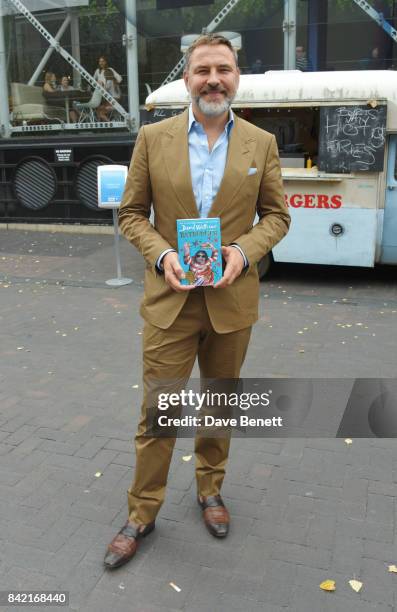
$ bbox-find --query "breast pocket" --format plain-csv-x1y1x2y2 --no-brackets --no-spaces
240,171,261,199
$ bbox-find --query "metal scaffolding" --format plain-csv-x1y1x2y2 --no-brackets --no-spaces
352,0,397,43
283,0,297,70
2,0,141,135
161,0,243,87
0,5,10,138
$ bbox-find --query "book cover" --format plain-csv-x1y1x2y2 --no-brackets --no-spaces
177,218,222,286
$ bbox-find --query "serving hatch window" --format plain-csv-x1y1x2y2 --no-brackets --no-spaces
234,107,320,170
234,103,387,174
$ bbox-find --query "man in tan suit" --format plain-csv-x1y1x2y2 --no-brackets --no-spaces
104,34,290,569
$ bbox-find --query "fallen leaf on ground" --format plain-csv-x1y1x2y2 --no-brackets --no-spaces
169,582,181,592
320,580,336,592
182,455,192,462
349,579,363,592
344,439,353,445
388,565,397,573
94,471,102,477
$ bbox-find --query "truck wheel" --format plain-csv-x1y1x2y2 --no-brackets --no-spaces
257,253,273,280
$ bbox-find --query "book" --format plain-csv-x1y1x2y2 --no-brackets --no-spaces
177,218,222,286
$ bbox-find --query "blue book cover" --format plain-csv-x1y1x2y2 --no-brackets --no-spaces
177,218,222,286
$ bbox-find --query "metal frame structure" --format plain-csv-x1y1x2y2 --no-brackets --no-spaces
2,0,395,140
0,6,9,138
27,13,71,86
1,0,140,136
161,0,297,85
283,0,296,69
161,0,242,86
352,0,397,43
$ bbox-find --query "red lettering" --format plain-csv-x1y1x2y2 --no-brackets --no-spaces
331,195,342,208
285,193,342,209
304,194,316,208
317,194,330,208
290,194,303,208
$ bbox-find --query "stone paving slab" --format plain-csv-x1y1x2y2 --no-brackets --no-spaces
1,229,397,611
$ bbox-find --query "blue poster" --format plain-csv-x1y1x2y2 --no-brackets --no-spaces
97,165,127,208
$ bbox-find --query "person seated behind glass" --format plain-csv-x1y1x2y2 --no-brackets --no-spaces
359,46,386,70
93,55,122,121
59,76,79,123
43,71,58,95
59,75,73,91
295,46,313,72
250,58,264,74
42,71,63,112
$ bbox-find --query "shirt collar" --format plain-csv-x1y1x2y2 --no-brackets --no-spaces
188,103,234,134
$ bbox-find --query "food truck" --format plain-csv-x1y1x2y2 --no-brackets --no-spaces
143,70,397,271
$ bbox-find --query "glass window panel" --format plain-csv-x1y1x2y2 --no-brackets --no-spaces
5,0,128,130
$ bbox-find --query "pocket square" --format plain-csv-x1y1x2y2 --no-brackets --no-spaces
248,167,257,176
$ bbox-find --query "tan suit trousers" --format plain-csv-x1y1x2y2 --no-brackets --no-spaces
127,288,251,524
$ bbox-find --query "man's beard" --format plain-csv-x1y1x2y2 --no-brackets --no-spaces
192,91,235,117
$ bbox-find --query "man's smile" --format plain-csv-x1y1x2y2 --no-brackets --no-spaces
201,89,226,96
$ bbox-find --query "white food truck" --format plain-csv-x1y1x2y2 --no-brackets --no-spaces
142,70,397,272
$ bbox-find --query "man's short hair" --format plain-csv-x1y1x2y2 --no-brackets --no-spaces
184,34,238,71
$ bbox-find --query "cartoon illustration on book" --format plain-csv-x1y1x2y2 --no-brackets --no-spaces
183,242,218,286
177,217,222,286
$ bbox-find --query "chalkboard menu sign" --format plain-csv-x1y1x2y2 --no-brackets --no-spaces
140,107,185,126
318,105,387,173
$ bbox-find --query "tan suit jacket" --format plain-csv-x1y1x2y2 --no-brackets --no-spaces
119,109,290,333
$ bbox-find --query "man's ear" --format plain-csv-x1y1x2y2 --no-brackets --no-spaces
183,70,189,90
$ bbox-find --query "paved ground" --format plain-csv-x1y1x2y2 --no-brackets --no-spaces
1,228,397,612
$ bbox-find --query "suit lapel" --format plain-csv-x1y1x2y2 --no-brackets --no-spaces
161,111,257,220
161,109,199,219
209,116,257,218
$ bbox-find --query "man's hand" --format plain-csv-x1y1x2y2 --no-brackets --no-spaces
214,246,244,289
163,251,195,293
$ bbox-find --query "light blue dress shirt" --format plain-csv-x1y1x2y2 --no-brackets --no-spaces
188,104,233,217
157,104,247,269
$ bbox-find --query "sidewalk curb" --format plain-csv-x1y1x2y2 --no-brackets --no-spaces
0,223,114,235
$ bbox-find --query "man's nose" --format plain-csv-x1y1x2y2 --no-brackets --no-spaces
207,70,221,86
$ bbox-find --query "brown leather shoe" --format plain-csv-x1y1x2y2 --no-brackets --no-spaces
104,520,155,569
198,495,230,538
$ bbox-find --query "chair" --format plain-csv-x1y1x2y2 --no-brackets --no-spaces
74,88,103,123
10,82,66,124
108,104,124,122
